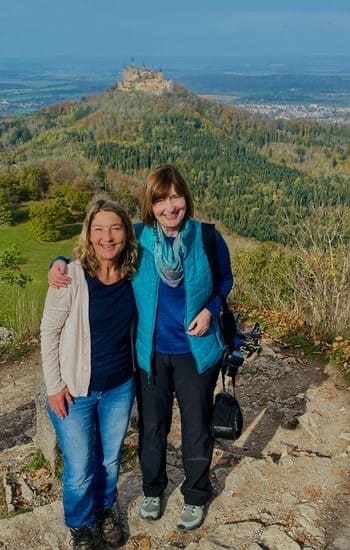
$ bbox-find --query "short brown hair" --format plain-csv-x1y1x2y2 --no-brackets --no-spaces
141,164,194,226
74,196,138,278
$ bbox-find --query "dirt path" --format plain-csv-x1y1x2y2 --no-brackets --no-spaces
0,342,349,549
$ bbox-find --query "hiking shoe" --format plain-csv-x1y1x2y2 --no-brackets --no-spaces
139,496,162,520
177,504,205,530
69,526,103,549
96,508,124,548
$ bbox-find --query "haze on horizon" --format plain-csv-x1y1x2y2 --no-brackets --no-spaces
0,0,349,60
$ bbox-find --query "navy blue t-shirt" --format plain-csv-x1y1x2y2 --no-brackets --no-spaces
85,273,135,391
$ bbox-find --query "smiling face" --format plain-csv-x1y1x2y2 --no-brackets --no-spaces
89,210,126,264
151,184,187,236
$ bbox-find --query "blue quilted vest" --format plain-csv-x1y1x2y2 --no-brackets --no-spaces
132,220,225,376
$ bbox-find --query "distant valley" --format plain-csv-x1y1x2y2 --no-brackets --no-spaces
1,55,350,122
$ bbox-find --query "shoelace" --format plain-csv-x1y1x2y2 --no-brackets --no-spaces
102,510,118,529
144,497,160,505
183,504,198,514
69,527,96,548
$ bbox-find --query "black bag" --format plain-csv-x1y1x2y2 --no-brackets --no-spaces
212,297,261,440
212,390,243,440
201,222,260,440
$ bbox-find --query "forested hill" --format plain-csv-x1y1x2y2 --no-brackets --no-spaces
1,85,350,242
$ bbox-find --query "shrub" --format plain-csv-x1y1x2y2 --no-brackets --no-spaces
232,206,350,341
29,199,70,242
0,245,32,287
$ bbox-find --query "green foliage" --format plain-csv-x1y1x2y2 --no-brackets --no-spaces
0,245,21,268
329,346,350,381
0,219,75,339
0,190,15,225
55,447,63,479
232,207,350,340
0,171,21,203
1,88,349,245
73,90,350,243
0,82,349,346
0,171,22,224
0,270,31,287
18,165,50,199
0,245,32,287
48,181,91,214
29,199,70,241
22,450,48,472
110,184,139,217
232,242,295,311
68,189,92,214
287,208,350,339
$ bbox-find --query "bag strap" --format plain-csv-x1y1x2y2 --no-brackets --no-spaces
202,223,238,395
220,293,240,393
201,222,218,282
221,360,238,393
220,294,238,345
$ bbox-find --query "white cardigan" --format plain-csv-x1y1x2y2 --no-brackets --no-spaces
40,260,92,396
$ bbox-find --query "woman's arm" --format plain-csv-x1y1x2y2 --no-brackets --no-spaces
205,230,234,318
40,284,73,416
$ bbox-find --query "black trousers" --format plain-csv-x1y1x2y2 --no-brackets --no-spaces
136,352,220,506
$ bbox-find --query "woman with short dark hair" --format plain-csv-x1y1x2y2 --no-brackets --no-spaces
133,164,233,529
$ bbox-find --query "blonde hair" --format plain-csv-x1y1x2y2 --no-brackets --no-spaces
74,196,138,278
141,164,194,226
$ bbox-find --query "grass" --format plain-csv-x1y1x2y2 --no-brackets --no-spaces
22,450,49,473
281,334,324,356
0,210,80,340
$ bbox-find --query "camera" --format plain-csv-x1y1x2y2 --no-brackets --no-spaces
222,348,244,377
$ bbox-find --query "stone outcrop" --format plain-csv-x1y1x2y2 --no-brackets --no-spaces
0,327,13,346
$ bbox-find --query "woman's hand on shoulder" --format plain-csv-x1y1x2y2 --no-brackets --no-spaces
48,386,73,419
48,260,71,289
187,308,212,336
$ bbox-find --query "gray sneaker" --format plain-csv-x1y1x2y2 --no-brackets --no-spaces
177,504,205,530
139,496,162,520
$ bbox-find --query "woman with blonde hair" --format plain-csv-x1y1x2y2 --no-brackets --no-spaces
49,165,233,531
41,198,137,549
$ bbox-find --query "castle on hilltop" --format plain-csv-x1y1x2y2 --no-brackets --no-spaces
116,64,174,95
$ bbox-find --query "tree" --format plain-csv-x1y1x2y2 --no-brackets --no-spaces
68,190,92,214
111,185,139,217
18,165,50,199
30,199,70,241
0,191,15,225
0,245,32,287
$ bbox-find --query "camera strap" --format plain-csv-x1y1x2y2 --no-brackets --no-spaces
221,359,238,394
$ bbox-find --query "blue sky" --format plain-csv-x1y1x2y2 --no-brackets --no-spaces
0,0,349,58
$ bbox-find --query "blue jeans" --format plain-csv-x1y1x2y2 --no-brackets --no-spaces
48,376,135,528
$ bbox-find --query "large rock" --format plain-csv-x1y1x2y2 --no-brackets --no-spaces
34,359,57,470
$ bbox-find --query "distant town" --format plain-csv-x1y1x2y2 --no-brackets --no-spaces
236,102,350,124
202,95,350,123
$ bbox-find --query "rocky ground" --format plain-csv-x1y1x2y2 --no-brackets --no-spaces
0,338,349,549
